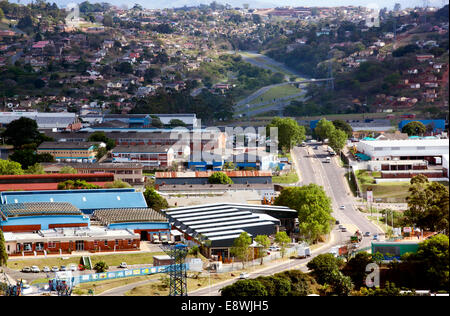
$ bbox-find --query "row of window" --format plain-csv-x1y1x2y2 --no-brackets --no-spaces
374,146,428,151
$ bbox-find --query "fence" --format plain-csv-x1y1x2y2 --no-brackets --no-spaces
216,247,297,272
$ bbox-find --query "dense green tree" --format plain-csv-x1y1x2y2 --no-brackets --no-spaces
25,163,45,174
328,128,348,154
208,172,233,184
230,232,253,268
332,120,353,138
275,184,333,243
2,117,42,149
401,121,427,136
405,175,449,232
220,279,268,296
0,159,24,175
59,166,78,174
314,118,335,141
266,117,306,151
88,132,115,150
143,187,169,212
307,253,345,285
93,261,108,273
401,234,449,291
342,252,375,289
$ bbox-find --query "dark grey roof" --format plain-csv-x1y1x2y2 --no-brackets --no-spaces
93,208,167,225
161,203,287,247
0,202,82,220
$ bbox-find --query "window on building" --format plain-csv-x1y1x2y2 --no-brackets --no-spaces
23,243,32,252
48,242,56,248
35,242,44,251
115,239,119,246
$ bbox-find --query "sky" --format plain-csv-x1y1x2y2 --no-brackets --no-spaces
9,0,449,10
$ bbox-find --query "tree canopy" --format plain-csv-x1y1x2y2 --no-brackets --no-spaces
401,121,426,136
208,172,233,184
143,187,169,212
266,117,306,151
275,184,333,243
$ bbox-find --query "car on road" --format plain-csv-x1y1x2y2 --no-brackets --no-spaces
42,266,51,273
339,205,346,210
31,266,40,273
239,273,250,279
364,232,372,237
60,265,67,271
373,234,379,240
341,227,347,232
51,266,59,272
324,157,331,163
269,246,280,251
21,266,31,273
119,262,128,269
335,220,340,225
69,264,77,271
300,142,306,147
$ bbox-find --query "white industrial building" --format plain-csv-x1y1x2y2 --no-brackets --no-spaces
357,138,449,162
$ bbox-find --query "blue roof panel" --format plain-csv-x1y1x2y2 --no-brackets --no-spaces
0,189,147,212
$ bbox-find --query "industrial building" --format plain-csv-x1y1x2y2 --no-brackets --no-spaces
0,111,81,131
92,208,170,242
0,188,148,214
162,203,297,261
0,202,89,233
0,173,114,192
3,226,140,256
356,138,449,163
155,171,273,186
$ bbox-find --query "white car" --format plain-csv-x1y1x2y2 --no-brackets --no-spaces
69,264,77,271
31,266,40,273
51,266,59,272
239,273,250,279
42,266,51,273
269,246,280,251
119,262,128,269
339,205,346,210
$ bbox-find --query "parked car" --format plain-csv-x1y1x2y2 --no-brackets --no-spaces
42,266,51,273
339,205,346,210
119,262,128,269
373,234,379,240
335,220,340,225
31,266,40,273
364,232,371,237
239,273,250,279
69,264,77,271
21,266,31,273
341,227,347,232
60,265,67,271
51,266,59,272
269,246,280,251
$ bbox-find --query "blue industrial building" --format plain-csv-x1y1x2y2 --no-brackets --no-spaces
0,188,148,214
398,119,446,133
0,202,89,232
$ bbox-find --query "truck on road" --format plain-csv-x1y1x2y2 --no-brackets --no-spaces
296,243,311,259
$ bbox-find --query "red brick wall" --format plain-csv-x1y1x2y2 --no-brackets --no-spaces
2,225,41,232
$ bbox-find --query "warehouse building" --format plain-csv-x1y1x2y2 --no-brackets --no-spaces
0,188,148,214
0,202,89,233
356,138,449,163
0,111,81,131
0,173,114,192
155,171,273,186
3,226,140,256
162,203,296,260
92,208,170,242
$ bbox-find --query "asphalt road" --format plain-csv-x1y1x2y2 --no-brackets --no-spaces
189,144,384,296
